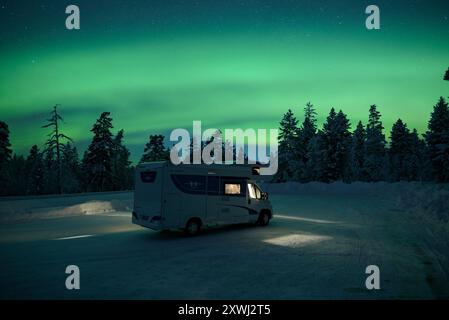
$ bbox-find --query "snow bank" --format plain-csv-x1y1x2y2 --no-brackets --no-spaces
1,182,448,226
260,181,403,197
0,191,133,223
263,181,448,225
396,183,449,243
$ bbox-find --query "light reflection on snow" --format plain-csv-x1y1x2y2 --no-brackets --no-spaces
263,234,332,248
274,214,340,224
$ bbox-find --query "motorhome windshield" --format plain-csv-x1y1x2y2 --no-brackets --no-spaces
248,183,262,199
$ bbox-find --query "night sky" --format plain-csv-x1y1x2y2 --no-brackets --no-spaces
1,0,448,162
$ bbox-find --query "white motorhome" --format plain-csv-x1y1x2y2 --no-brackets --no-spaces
132,161,273,235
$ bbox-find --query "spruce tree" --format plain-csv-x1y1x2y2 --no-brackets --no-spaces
25,145,45,195
322,108,351,181
140,134,169,163
405,129,425,181
0,121,12,168
111,129,132,190
82,112,114,192
425,97,449,182
8,155,27,196
43,148,59,194
365,105,386,181
277,109,298,181
444,68,449,81
42,105,72,193
350,121,366,181
294,102,317,181
389,119,410,181
61,143,81,193
0,121,12,195
307,130,328,182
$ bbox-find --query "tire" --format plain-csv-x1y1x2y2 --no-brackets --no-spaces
185,219,201,236
258,211,270,226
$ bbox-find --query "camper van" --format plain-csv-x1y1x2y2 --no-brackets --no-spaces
132,161,273,235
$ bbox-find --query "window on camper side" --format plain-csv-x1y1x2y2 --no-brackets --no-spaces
221,178,246,197
207,176,220,195
224,183,240,195
171,174,206,194
140,171,157,183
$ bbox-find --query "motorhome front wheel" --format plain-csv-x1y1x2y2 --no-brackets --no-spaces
259,212,270,226
185,219,201,236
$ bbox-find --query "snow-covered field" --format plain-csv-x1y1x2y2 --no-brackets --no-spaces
0,182,448,299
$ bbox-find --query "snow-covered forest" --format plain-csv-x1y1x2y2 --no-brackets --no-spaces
0,71,448,196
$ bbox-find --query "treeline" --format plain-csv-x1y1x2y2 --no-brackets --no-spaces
1,70,448,196
0,113,244,197
0,107,172,196
276,97,449,183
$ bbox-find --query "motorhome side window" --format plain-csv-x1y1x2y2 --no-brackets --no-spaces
140,171,157,183
207,176,219,195
171,174,206,194
222,178,246,197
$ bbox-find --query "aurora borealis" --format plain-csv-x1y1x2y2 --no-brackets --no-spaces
1,0,448,162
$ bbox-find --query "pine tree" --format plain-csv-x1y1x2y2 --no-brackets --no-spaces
42,105,72,194
307,130,328,182
365,105,386,181
43,148,59,194
294,102,317,181
25,145,45,195
111,129,132,190
7,154,27,195
389,119,410,181
277,109,298,181
404,129,425,181
321,108,351,181
444,68,449,81
302,102,318,142
350,121,366,181
82,112,114,192
425,97,449,182
0,121,13,195
0,121,12,168
61,143,81,193
140,134,169,163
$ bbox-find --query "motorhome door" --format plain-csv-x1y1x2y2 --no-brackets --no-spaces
218,177,249,224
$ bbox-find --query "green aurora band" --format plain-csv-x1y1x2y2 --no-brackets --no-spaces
1,0,448,162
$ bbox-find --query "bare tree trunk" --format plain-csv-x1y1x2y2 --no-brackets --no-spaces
54,106,62,194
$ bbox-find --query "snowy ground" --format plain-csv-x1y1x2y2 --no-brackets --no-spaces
0,183,448,299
